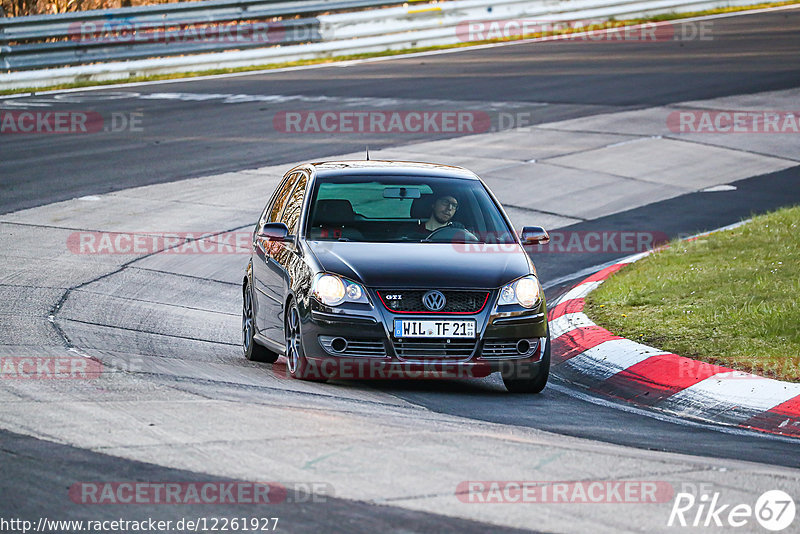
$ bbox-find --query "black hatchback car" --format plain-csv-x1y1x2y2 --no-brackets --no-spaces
242,161,551,393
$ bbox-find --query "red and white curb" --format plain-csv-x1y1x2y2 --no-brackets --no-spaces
546,222,800,438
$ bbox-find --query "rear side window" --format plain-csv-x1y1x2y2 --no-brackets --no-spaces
281,173,308,235
264,172,301,224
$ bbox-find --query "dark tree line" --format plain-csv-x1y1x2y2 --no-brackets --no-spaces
1,0,176,17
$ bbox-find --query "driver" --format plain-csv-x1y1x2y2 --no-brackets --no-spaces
422,194,461,233
415,192,476,240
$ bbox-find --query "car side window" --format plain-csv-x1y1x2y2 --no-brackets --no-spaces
263,172,301,225
281,172,308,235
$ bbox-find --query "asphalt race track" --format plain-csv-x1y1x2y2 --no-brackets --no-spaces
1,9,800,213
1,8,799,534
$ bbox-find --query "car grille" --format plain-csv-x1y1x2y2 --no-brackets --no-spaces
482,339,539,359
377,290,490,314
318,336,387,357
393,339,477,360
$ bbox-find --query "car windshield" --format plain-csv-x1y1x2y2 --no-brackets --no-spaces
305,175,516,243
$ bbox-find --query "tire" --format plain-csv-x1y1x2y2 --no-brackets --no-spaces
242,283,279,363
502,334,550,394
285,302,327,382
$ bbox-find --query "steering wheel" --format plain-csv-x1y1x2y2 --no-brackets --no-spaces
425,226,479,243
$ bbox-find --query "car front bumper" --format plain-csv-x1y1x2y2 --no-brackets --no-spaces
300,293,548,380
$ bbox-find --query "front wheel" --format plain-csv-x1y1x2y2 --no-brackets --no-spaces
502,335,550,394
285,302,327,382
242,283,278,363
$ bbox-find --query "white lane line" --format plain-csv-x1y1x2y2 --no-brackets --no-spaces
604,135,662,148
0,100,53,108
702,184,738,192
3,91,545,109
2,6,798,98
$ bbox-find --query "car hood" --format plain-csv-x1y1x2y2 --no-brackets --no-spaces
308,241,532,289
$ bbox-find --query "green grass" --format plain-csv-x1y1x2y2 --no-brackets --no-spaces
2,0,799,96
585,206,800,382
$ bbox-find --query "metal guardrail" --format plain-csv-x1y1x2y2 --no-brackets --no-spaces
0,0,405,71
0,0,769,89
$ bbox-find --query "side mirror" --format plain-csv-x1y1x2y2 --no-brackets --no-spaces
521,226,550,245
257,222,291,241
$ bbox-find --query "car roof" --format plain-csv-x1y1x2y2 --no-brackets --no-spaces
303,160,481,181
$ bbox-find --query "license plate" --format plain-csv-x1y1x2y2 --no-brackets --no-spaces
393,319,476,338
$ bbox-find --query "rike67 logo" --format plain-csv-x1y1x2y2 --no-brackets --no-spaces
668,486,795,531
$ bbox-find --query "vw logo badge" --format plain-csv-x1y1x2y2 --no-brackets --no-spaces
422,290,446,312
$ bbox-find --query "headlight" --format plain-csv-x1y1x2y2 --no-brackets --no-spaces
499,275,541,309
514,277,540,308
313,274,369,306
315,274,345,306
